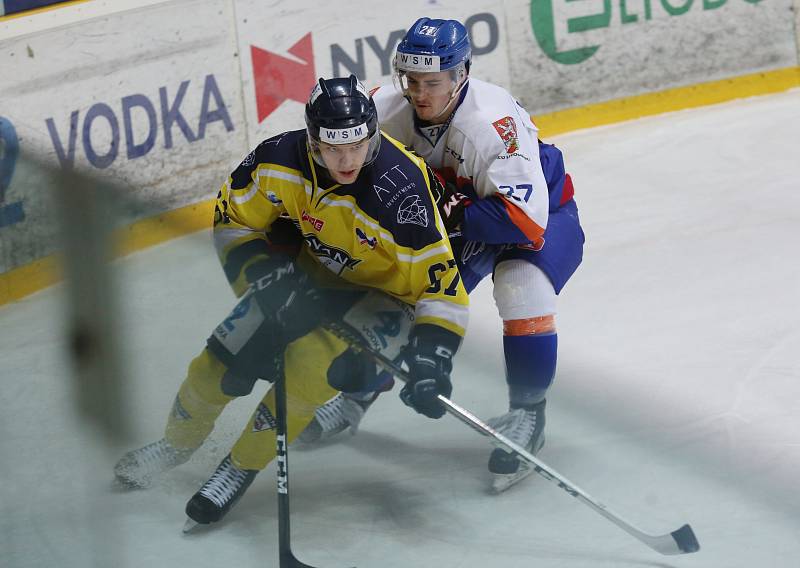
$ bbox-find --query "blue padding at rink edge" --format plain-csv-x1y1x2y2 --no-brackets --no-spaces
4,0,70,16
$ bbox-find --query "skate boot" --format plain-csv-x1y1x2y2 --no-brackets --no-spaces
296,392,377,444
183,454,258,531
114,438,194,489
487,399,546,493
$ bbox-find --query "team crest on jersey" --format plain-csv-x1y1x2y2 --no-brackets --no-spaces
355,227,377,249
267,191,283,206
492,116,519,154
252,403,277,432
301,210,325,231
397,195,429,227
305,234,361,274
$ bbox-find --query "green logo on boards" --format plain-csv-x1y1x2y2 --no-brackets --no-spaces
530,0,763,65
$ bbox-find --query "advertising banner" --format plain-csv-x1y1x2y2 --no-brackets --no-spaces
0,0,246,272
232,0,511,147
233,0,798,144
505,0,799,112
1,1,70,17
1,0,797,281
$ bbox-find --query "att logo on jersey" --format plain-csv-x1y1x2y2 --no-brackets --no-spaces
304,234,361,274
397,194,428,227
355,227,377,249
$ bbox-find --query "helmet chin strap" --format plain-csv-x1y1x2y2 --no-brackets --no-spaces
429,76,468,122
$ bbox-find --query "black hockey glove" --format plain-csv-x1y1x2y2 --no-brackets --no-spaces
327,348,378,393
400,324,461,419
245,258,326,345
429,167,473,234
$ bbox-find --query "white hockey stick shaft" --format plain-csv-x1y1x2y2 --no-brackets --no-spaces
325,322,700,556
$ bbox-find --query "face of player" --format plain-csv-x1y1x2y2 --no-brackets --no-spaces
318,139,371,185
404,70,461,124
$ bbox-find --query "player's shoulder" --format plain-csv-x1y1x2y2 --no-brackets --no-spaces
371,83,405,109
250,129,305,170
374,131,427,173
352,134,442,250
229,129,305,189
371,84,413,133
453,79,534,150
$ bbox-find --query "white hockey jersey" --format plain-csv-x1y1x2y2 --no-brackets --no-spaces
372,78,548,248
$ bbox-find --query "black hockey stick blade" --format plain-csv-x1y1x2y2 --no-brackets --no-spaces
281,551,337,568
671,524,701,554
283,554,355,568
634,523,700,555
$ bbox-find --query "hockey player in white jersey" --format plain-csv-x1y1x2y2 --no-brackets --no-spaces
303,18,584,493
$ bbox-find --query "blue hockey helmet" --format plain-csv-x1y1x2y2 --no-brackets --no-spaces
393,18,471,117
304,75,381,169
395,17,472,74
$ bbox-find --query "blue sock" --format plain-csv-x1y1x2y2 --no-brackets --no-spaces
503,333,557,408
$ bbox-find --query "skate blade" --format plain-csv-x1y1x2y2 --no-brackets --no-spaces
295,422,323,446
182,518,201,534
111,474,151,491
295,427,354,448
491,465,535,493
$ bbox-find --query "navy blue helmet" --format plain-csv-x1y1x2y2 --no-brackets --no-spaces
305,75,380,167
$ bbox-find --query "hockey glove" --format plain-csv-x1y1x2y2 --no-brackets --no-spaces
245,258,326,344
327,348,379,393
400,324,460,419
430,167,472,234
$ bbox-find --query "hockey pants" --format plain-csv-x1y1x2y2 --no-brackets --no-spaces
164,291,413,471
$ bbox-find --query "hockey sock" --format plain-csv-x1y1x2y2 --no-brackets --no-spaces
503,316,557,408
232,330,342,469
165,349,234,450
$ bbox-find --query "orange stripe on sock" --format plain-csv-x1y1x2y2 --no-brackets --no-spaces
503,315,556,336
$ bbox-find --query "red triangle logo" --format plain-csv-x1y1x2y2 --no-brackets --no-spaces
251,33,317,122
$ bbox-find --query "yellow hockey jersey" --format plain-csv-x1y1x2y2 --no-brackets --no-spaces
212,129,468,338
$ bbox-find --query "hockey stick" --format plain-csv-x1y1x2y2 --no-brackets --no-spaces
274,363,328,568
274,356,357,568
324,321,700,556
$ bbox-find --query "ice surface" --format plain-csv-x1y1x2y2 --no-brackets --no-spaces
2,90,799,567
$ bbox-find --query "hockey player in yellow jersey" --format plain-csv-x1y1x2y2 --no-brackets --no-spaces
114,75,468,527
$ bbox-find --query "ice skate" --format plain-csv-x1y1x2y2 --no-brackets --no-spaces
184,454,258,529
487,400,546,493
114,438,193,489
296,392,376,444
